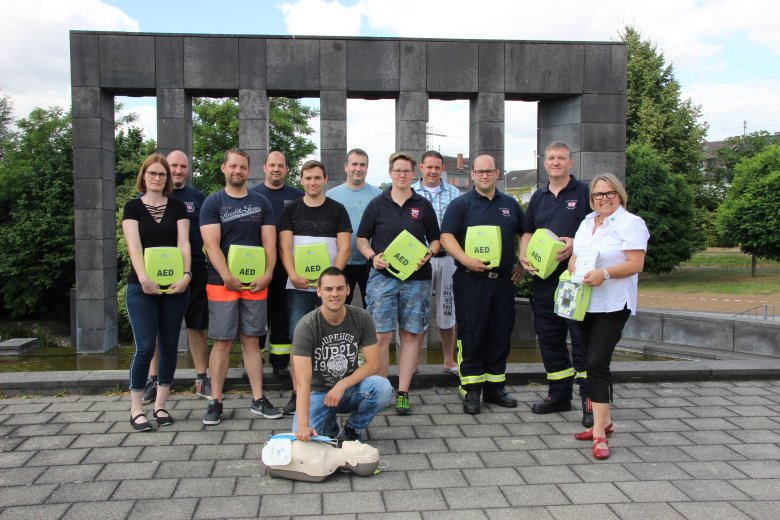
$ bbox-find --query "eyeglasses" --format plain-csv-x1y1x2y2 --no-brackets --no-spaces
592,190,618,200
391,169,414,176
473,169,498,177
145,171,167,179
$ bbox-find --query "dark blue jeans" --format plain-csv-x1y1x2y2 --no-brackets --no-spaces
126,283,189,390
287,289,321,339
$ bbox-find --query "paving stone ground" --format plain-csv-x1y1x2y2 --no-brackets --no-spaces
1,380,779,519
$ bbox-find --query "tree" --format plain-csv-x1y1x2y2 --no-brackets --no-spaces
191,97,318,193
625,144,701,274
0,94,16,161
0,107,74,318
114,105,157,187
716,145,780,275
708,131,780,200
621,26,708,196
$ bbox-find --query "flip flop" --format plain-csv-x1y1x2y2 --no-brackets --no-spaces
443,366,459,375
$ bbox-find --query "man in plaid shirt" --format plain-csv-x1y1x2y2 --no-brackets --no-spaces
411,151,462,375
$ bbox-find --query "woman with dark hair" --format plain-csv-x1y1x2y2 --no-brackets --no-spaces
569,173,649,459
122,154,192,431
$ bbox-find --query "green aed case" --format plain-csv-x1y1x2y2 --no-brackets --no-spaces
294,242,331,285
383,230,429,281
526,228,566,279
227,245,266,288
554,270,592,321
464,226,501,268
143,247,184,292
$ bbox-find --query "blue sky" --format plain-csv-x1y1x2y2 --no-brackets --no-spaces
1,0,778,181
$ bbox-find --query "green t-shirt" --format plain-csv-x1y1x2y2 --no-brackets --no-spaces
292,305,378,392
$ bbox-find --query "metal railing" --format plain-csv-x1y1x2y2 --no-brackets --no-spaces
734,304,777,321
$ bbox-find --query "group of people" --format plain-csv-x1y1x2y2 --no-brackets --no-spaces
122,141,648,460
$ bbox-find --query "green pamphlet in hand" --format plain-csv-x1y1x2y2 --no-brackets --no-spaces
465,225,501,268
294,242,331,286
554,270,591,321
527,228,565,279
143,247,184,292
227,245,266,288
383,230,429,281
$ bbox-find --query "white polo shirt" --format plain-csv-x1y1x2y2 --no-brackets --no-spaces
572,205,650,315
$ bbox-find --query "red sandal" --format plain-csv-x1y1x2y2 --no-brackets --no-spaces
592,437,610,460
575,423,614,440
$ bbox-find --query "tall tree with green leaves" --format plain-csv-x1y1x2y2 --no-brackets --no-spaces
192,97,318,193
625,143,701,274
707,131,780,205
0,107,74,317
621,26,708,194
716,145,780,275
0,94,16,161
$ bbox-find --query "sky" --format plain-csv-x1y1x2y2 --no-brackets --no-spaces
1,0,779,184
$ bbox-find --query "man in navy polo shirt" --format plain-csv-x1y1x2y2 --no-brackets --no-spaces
440,154,524,415
251,151,304,415
519,141,592,426
357,152,441,415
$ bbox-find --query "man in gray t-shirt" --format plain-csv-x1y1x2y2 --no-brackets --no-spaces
292,267,393,442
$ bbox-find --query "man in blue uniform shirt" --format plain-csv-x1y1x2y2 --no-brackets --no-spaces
440,155,524,415
519,141,593,426
251,151,304,414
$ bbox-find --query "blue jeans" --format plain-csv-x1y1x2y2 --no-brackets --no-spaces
287,289,321,339
126,283,189,390
293,376,393,436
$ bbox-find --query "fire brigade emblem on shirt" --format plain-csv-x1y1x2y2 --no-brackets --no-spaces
185,202,194,212
327,354,348,378
501,207,510,217
567,200,578,209
410,208,421,219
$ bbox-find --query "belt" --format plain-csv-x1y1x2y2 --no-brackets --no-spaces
464,269,510,279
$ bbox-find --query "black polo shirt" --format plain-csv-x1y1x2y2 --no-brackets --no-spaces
356,188,440,281
523,175,590,239
441,187,524,274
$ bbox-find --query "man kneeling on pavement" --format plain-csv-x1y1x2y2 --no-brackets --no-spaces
292,267,393,442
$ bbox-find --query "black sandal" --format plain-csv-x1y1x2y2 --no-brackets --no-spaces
153,408,175,426
130,413,152,432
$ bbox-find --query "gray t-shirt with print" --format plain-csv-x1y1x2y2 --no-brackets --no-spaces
292,305,378,392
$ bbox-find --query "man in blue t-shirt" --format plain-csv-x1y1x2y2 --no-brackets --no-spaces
326,148,382,308
200,148,281,425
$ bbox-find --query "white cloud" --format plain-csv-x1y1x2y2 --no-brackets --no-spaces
0,0,138,119
278,0,364,36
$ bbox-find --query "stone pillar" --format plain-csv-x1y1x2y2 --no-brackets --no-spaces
469,92,505,174
157,89,193,159
395,91,428,164
72,85,118,352
320,90,347,183
239,89,269,186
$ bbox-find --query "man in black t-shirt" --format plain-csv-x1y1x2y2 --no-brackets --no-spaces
292,267,392,442
278,160,352,415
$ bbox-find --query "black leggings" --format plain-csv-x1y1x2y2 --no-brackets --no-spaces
579,307,631,403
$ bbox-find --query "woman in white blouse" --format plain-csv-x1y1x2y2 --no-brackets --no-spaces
568,173,649,460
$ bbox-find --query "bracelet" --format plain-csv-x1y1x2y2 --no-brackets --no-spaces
368,253,377,263
184,271,192,278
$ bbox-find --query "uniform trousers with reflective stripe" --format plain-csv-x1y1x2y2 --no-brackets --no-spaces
264,266,292,368
531,273,589,401
453,269,515,392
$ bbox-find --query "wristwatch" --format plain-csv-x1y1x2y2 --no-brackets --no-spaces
184,271,193,278
603,269,610,280
368,253,377,263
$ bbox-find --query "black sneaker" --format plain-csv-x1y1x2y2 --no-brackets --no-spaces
195,376,212,399
203,401,223,425
142,378,158,405
283,392,296,415
582,397,594,428
531,396,572,414
251,396,283,419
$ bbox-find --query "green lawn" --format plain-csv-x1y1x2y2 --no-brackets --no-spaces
640,269,780,295
681,248,780,269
